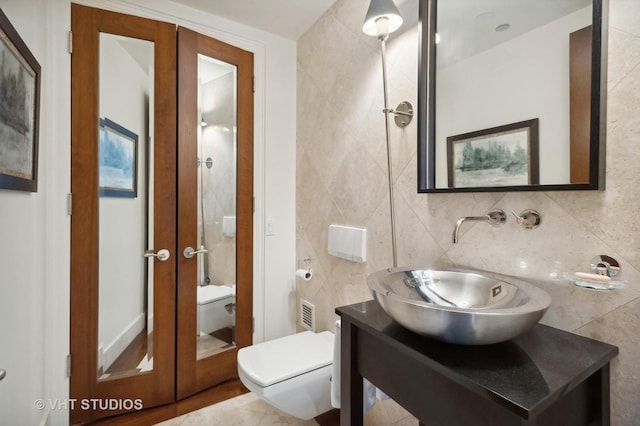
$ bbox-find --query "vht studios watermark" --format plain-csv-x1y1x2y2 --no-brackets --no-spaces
33,398,143,411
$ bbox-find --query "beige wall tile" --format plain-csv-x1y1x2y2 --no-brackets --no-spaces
297,0,640,422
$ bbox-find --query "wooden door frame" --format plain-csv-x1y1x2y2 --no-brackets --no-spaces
70,5,177,424
176,26,254,400
569,25,593,184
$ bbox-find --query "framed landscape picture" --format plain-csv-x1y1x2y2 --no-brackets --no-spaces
447,119,539,189
0,8,41,192
98,118,138,198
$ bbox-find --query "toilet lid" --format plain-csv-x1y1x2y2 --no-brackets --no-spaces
238,331,333,387
197,285,235,305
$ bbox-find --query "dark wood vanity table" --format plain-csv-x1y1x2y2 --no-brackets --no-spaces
337,301,618,426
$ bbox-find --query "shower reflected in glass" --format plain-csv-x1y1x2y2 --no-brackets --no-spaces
196,53,238,360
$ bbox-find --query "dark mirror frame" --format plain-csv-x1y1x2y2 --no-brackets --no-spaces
418,0,608,193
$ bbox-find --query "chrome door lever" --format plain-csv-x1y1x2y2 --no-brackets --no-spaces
0,369,6,381
183,245,208,259
143,249,171,261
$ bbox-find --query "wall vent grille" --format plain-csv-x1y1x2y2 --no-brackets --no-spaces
300,299,315,331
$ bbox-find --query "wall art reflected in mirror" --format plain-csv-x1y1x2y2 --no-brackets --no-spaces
97,33,154,381
418,0,608,192
447,118,539,189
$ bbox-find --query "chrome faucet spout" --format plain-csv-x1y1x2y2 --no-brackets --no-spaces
452,209,507,244
452,216,490,244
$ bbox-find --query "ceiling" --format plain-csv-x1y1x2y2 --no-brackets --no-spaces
169,0,337,40
166,0,591,49
438,0,592,68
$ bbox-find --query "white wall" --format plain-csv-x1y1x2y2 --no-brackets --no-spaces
0,1,70,425
0,0,297,424
435,7,592,186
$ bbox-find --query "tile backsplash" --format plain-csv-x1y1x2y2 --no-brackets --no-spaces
296,0,640,423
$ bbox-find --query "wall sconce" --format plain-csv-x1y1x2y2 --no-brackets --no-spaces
362,0,414,128
363,0,413,267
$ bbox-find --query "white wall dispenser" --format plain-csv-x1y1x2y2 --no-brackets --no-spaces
328,225,367,263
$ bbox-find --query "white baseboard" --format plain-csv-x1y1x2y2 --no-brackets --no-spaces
38,410,49,426
103,313,146,371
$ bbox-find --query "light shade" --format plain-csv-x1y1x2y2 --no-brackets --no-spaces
362,0,403,37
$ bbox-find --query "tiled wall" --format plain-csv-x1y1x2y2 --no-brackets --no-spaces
296,0,640,423
201,72,237,286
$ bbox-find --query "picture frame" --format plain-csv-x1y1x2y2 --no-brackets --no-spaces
99,118,138,198
0,8,41,192
447,119,539,189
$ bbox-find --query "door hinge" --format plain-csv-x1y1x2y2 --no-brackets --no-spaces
68,31,72,54
252,317,255,333
252,76,256,93
67,193,72,216
252,196,255,213
67,354,72,378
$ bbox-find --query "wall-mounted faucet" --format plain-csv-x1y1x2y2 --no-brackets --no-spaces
512,209,542,230
452,209,507,244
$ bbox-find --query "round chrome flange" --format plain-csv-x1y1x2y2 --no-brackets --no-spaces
394,101,413,128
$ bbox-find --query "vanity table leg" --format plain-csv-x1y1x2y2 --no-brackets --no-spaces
598,364,611,426
341,319,363,426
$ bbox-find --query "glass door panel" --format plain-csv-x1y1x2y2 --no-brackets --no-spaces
196,54,238,360
97,33,155,380
176,26,253,400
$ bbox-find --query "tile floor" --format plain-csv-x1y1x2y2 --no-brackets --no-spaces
155,392,318,425
155,392,418,425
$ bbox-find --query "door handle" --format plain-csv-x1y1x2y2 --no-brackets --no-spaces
143,249,171,261
0,369,6,381
183,246,208,259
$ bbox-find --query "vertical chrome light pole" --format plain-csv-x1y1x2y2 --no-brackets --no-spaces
363,0,413,268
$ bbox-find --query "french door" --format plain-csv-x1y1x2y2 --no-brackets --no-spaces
70,5,253,423
175,26,254,399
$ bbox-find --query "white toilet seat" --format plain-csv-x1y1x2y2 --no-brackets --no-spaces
237,331,334,420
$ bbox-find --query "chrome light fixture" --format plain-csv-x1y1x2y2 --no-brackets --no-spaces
363,0,413,267
362,0,403,38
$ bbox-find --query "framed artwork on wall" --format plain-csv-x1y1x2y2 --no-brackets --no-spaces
99,117,138,198
447,119,539,189
0,8,41,192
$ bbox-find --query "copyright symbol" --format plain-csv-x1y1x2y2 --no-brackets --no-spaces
33,399,46,410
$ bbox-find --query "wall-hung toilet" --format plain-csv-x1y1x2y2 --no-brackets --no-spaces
197,284,236,335
237,330,334,420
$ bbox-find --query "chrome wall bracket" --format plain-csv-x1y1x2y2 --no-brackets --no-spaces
389,101,413,128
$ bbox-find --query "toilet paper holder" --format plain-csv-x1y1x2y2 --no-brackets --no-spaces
296,256,313,281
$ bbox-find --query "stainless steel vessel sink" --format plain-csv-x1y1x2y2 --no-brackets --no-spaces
367,267,551,345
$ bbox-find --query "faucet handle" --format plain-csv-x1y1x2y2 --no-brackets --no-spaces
487,209,507,226
511,209,541,229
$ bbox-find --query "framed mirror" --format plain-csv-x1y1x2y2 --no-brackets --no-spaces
418,0,608,192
